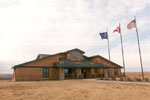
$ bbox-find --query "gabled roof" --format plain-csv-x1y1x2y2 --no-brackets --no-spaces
12,48,85,68
12,48,123,69
12,53,62,69
88,55,123,68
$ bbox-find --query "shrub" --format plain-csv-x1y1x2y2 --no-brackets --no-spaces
100,77,104,80
105,77,109,80
111,76,116,80
127,77,132,81
135,77,142,81
145,77,149,82
120,77,123,81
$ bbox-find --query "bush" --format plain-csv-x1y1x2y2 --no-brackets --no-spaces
127,77,132,81
120,77,124,81
135,77,142,81
100,77,104,80
105,77,109,80
145,77,149,82
111,76,116,80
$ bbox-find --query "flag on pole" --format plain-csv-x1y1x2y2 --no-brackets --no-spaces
113,25,121,33
99,32,108,39
127,19,136,30
99,31,111,60
113,23,126,77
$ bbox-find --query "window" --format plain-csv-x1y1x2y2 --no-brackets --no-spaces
114,68,118,75
43,68,49,78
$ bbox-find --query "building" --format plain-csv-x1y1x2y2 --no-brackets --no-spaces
12,48,123,81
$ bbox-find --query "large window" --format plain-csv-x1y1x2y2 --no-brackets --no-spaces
114,68,118,75
43,68,49,78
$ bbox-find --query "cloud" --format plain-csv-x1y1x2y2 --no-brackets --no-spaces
0,0,150,73
0,0,19,7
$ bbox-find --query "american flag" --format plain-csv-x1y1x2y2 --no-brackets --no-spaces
127,19,136,30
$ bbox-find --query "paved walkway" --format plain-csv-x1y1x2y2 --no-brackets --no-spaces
84,79,150,85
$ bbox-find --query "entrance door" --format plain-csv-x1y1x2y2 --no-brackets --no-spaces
43,68,49,78
64,68,72,79
81,69,87,78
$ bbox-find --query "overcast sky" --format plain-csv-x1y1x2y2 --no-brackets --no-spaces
0,0,150,73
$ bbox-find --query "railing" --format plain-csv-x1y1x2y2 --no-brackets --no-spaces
64,73,105,79
65,74,76,79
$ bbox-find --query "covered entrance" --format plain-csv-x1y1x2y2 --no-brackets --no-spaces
81,68,87,78
55,58,112,79
64,68,76,79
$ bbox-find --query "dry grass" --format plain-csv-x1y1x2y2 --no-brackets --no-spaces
126,72,150,79
126,72,150,81
0,80,150,100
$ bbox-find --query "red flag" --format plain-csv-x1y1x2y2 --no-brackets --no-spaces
113,25,120,33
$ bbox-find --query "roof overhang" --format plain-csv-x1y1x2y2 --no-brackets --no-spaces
88,55,123,68
54,58,113,69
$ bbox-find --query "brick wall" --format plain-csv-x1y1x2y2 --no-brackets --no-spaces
15,68,42,81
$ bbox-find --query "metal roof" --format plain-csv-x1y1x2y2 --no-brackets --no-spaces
12,48,123,69
54,58,112,68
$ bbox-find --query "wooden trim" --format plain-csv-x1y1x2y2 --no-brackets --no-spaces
14,66,57,68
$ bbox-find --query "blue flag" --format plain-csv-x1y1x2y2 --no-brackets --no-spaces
99,32,108,39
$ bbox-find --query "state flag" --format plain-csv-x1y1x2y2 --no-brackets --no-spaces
99,32,108,39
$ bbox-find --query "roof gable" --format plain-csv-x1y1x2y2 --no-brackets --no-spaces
65,48,85,54
12,48,84,68
88,55,123,68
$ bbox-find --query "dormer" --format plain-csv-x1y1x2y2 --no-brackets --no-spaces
36,54,50,60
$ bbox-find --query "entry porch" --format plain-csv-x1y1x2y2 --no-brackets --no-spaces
61,67,120,79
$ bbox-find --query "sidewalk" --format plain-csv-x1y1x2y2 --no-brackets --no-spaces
85,79,150,85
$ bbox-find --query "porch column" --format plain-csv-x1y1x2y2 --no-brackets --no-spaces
99,68,104,77
91,68,96,78
104,68,109,78
76,68,81,79
109,68,114,77
59,68,64,80
118,68,121,76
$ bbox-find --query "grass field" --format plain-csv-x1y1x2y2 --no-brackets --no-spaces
126,72,150,78
0,80,150,100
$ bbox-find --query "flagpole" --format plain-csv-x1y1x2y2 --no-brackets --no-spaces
134,16,144,80
107,28,111,60
119,23,126,77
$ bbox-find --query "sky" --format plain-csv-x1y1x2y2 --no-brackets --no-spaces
0,0,150,73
